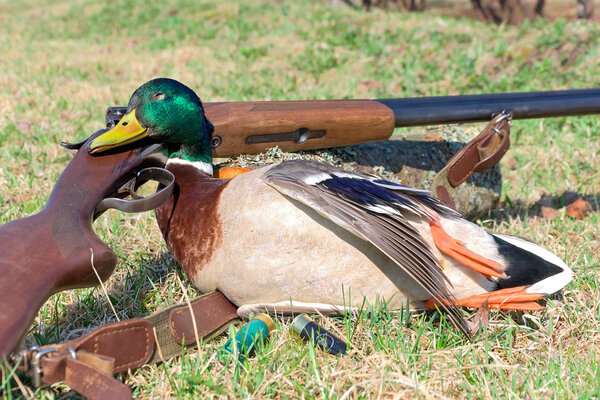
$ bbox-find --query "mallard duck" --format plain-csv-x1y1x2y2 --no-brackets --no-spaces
87,78,573,333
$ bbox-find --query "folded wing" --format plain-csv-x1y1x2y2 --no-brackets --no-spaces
263,160,469,334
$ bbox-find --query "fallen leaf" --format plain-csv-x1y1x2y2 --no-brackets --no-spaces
506,157,518,170
388,83,401,95
424,132,443,142
541,206,560,220
566,197,591,220
467,298,489,335
7,194,30,203
357,80,381,91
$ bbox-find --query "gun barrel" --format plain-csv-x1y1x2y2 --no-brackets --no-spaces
105,88,600,157
376,88,600,127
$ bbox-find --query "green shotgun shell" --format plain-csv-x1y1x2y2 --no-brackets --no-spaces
291,314,347,355
224,314,275,358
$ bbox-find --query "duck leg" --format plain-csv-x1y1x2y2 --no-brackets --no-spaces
429,220,507,279
424,286,545,311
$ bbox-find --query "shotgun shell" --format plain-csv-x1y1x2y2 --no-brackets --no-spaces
291,314,347,356
224,314,275,358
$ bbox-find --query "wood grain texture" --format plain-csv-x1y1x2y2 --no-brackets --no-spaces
205,100,395,157
0,138,160,357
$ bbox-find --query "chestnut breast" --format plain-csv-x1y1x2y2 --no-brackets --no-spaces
155,161,229,279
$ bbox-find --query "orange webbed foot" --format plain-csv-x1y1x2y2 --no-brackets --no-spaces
429,220,507,279
425,286,545,311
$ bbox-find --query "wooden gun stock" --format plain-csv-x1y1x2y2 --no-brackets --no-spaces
0,136,168,358
203,100,396,157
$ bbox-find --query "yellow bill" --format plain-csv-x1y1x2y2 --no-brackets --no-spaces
87,109,148,153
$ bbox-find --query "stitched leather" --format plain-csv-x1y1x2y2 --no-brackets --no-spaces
55,319,155,373
431,115,511,217
169,292,239,346
65,357,131,400
40,351,115,385
23,292,238,400
446,115,511,187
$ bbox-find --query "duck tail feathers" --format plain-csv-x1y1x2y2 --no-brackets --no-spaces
492,234,573,295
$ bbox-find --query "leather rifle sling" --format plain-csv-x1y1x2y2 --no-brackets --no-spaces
10,291,239,400
432,112,512,211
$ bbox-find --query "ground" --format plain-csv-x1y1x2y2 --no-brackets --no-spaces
367,0,600,22
0,0,599,398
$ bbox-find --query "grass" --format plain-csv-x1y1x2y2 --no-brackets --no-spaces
0,0,599,398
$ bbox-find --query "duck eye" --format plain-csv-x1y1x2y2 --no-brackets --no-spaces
153,92,165,100
122,121,128,126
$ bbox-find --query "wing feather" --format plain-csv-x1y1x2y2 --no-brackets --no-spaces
263,160,469,335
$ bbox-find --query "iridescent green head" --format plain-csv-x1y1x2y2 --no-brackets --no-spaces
87,78,214,163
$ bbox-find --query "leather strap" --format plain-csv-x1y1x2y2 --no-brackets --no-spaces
433,113,511,211
446,113,511,188
49,319,156,373
65,357,131,400
15,291,239,400
146,291,239,363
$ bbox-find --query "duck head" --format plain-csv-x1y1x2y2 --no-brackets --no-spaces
87,78,214,165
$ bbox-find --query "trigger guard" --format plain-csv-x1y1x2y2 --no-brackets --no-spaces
95,167,175,215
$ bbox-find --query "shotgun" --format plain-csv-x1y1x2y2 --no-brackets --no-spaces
0,132,175,358
2,87,598,358
103,88,600,157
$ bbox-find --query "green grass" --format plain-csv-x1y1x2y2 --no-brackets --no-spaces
1,0,599,398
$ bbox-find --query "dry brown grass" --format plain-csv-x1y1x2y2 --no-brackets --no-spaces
0,0,599,398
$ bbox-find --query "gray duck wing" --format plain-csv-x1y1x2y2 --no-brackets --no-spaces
262,160,468,334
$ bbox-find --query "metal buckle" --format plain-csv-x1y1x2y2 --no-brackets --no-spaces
66,347,77,360
31,347,57,387
492,111,513,133
8,346,40,371
29,347,77,387
493,110,513,123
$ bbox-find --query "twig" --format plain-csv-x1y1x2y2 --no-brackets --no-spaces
2,359,33,399
11,368,32,398
175,275,202,354
152,326,165,364
90,248,120,321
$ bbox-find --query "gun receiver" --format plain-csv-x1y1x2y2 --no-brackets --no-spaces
0,133,173,358
105,88,600,158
